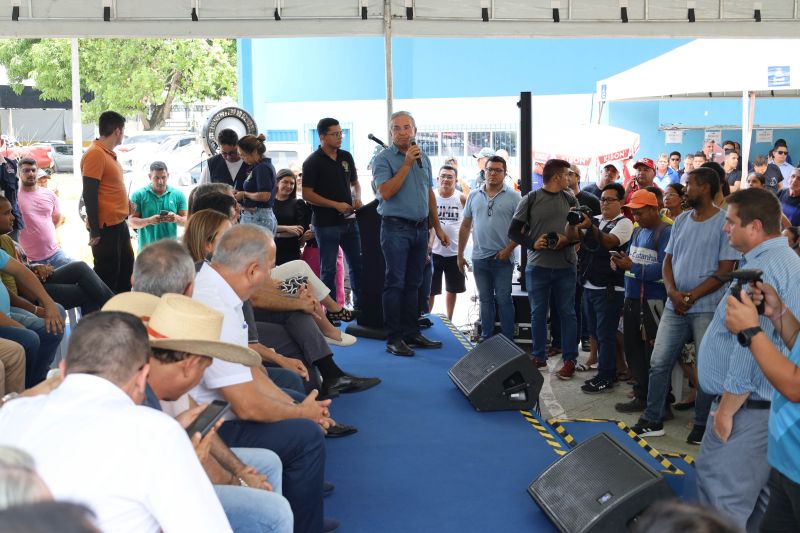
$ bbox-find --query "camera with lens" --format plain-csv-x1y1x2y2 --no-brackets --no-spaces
566,205,594,226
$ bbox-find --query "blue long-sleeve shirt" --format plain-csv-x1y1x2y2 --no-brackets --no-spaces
698,237,800,400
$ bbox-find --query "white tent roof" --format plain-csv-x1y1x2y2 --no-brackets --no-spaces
2,1,800,38
597,39,800,102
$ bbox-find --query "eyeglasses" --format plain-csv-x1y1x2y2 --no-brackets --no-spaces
220,150,238,157
600,197,620,203
324,131,344,138
487,199,494,216
485,168,505,174
777,150,789,155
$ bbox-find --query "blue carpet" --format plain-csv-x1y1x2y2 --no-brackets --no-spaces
324,316,695,531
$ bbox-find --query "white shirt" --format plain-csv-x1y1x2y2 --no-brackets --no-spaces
199,159,244,185
191,263,253,411
432,191,462,257
0,374,231,533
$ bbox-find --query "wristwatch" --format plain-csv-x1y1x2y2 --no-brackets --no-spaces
737,326,763,347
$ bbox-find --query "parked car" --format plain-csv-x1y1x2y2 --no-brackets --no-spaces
116,131,191,172
0,142,53,170
44,142,75,173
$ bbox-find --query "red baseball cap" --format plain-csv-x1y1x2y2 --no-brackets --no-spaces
633,158,655,171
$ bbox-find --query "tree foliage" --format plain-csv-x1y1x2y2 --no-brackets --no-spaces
0,38,237,130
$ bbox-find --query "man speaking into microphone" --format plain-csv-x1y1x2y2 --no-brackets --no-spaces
372,111,450,357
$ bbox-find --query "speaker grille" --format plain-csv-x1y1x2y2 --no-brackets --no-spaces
449,334,524,393
530,433,665,532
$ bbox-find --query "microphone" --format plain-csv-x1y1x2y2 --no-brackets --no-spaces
410,138,423,168
367,133,388,149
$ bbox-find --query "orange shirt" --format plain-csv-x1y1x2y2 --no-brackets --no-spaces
81,139,128,227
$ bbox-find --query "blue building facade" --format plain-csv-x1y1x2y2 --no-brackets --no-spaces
237,37,800,165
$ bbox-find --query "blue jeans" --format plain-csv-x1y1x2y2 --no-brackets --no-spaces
218,418,325,533
583,288,625,381
380,217,428,342
472,256,515,340
315,221,363,308
8,305,65,388
526,265,578,362
241,207,278,235
643,308,715,426
215,448,293,533
37,249,73,269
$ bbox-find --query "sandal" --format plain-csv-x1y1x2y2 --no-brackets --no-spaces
575,363,591,372
326,307,360,323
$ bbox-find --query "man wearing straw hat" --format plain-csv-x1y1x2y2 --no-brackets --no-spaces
102,291,293,533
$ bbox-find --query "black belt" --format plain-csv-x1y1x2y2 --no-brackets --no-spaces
383,216,427,228
714,396,771,410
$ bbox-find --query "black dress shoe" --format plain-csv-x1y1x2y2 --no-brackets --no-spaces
417,316,433,329
325,423,357,438
404,333,442,349
386,339,415,356
317,385,340,401
326,374,382,394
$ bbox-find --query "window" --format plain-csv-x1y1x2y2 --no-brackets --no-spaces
416,132,439,157
493,131,517,156
267,130,299,142
467,131,491,157
441,132,464,157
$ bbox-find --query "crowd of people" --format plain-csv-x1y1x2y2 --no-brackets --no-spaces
1,106,800,532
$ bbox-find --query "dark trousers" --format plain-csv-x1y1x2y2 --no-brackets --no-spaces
550,282,584,349
91,221,134,294
44,261,114,315
380,217,428,342
583,288,625,381
623,298,660,402
316,221,363,308
762,468,800,532
218,418,326,533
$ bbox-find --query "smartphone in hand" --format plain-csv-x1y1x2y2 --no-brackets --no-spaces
185,400,230,437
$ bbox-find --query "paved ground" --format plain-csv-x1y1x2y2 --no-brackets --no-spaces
432,273,699,457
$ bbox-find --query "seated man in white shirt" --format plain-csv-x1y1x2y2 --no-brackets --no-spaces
191,224,340,533
0,311,231,533
102,292,293,533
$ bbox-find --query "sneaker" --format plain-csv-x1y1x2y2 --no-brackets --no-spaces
581,338,591,352
686,424,706,445
533,358,548,369
630,418,665,438
556,360,576,380
581,377,613,394
615,397,647,413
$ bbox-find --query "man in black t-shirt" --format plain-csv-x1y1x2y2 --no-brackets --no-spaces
302,118,363,311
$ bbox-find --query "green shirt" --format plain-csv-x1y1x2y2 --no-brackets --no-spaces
130,185,187,250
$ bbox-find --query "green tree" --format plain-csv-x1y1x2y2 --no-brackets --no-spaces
0,38,237,130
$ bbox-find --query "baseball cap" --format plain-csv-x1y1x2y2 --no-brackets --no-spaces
633,158,655,171
603,162,621,173
36,169,49,179
473,147,495,159
624,189,659,209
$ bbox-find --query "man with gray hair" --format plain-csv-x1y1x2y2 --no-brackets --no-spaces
132,239,196,296
129,161,188,251
372,110,449,356
191,223,336,533
0,311,231,533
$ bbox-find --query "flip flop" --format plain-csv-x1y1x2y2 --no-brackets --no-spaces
575,363,591,372
324,332,357,347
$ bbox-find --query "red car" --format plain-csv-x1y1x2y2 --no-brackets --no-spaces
0,142,54,170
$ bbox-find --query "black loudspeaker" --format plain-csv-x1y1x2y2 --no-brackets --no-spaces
528,433,674,533
448,334,542,411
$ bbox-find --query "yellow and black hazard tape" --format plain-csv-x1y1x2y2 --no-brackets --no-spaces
547,418,684,476
663,452,695,466
437,314,474,351
521,410,568,457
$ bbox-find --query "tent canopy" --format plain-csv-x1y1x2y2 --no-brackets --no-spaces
3,1,800,38
597,39,800,102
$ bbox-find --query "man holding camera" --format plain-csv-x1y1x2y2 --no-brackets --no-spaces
129,161,188,251
509,159,579,378
694,188,800,530
569,183,633,393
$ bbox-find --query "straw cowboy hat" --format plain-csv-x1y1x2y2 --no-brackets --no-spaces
102,292,260,367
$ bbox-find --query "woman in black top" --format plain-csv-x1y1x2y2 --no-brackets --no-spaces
273,169,311,265
234,134,278,233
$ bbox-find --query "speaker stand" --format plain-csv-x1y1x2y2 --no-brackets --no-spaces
345,323,387,340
